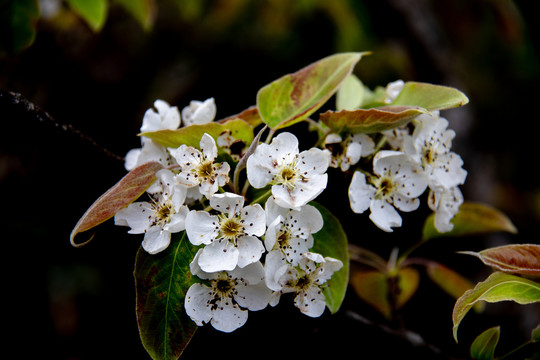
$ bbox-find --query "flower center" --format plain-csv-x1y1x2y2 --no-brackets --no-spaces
275,163,299,190
150,200,174,227
197,160,215,180
374,176,396,199
219,217,243,242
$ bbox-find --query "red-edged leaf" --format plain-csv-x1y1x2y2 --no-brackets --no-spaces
461,244,540,277
70,161,164,246
319,105,428,134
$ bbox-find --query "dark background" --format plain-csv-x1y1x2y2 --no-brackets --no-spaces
1,0,539,359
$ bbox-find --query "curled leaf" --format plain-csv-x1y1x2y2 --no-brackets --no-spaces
453,272,540,341
422,202,518,241
460,244,540,277
257,52,367,129
70,161,164,247
319,105,428,134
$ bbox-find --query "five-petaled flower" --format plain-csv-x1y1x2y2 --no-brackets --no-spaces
324,132,375,171
114,169,188,254
185,256,271,332
185,192,266,272
169,133,230,198
348,150,428,232
246,132,330,209
266,252,342,318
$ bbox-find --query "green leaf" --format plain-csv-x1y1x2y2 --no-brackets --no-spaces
391,82,469,111
425,262,478,300
461,244,540,277
422,202,518,241
0,0,40,55
70,161,164,247
532,324,540,342
66,0,108,32
141,119,254,150
470,326,500,360
453,272,540,341
319,105,428,134
134,232,199,360
350,267,419,318
219,106,263,128
336,74,364,111
310,202,349,314
257,52,367,129
114,0,155,30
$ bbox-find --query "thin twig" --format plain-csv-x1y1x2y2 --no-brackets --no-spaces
0,90,125,162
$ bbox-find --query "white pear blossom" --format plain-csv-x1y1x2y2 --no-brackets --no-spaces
348,150,428,232
169,133,230,198
185,192,266,272
140,99,181,133
385,79,405,103
324,133,375,171
114,169,188,254
124,100,180,171
267,252,342,318
246,132,331,209
264,197,323,278
403,111,467,192
428,186,464,233
181,97,217,126
185,255,271,333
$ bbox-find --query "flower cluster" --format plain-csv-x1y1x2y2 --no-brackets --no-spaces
333,81,467,232
114,99,343,332
113,79,466,331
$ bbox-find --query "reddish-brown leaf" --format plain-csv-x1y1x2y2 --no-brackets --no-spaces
70,161,164,247
461,244,540,277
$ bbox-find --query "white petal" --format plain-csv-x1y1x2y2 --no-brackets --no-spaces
236,236,265,268
229,261,266,284
234,281,271,311
198,241,239,272
348,171,376,214
164,205,188,233
246,147,277,188
185,283,213,326
264,216,282,252
142,227,171,254
210,301,247,333
240,204,266,236
114,202,152,233
209,192,244,216
392,194,420,212
369,199,402,232
264,196,288,225
351,133,376,156
270,132,299,158
296,148,331,175
124,148,141,171
271,173,327,209
264,250,288,291
200,133,217,161
294,286,326,318
182,98,216,126
185,211,219,245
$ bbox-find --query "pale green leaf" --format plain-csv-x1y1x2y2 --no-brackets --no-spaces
422,202,518,241
141,119,254,150
336,74,364,111
392,82,469,111
453,272,540,341
114,0,156,30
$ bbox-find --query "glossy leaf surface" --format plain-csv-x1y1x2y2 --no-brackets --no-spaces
135,232,199,360
391,82,469,110
310,202,349,314
470,326,500,360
